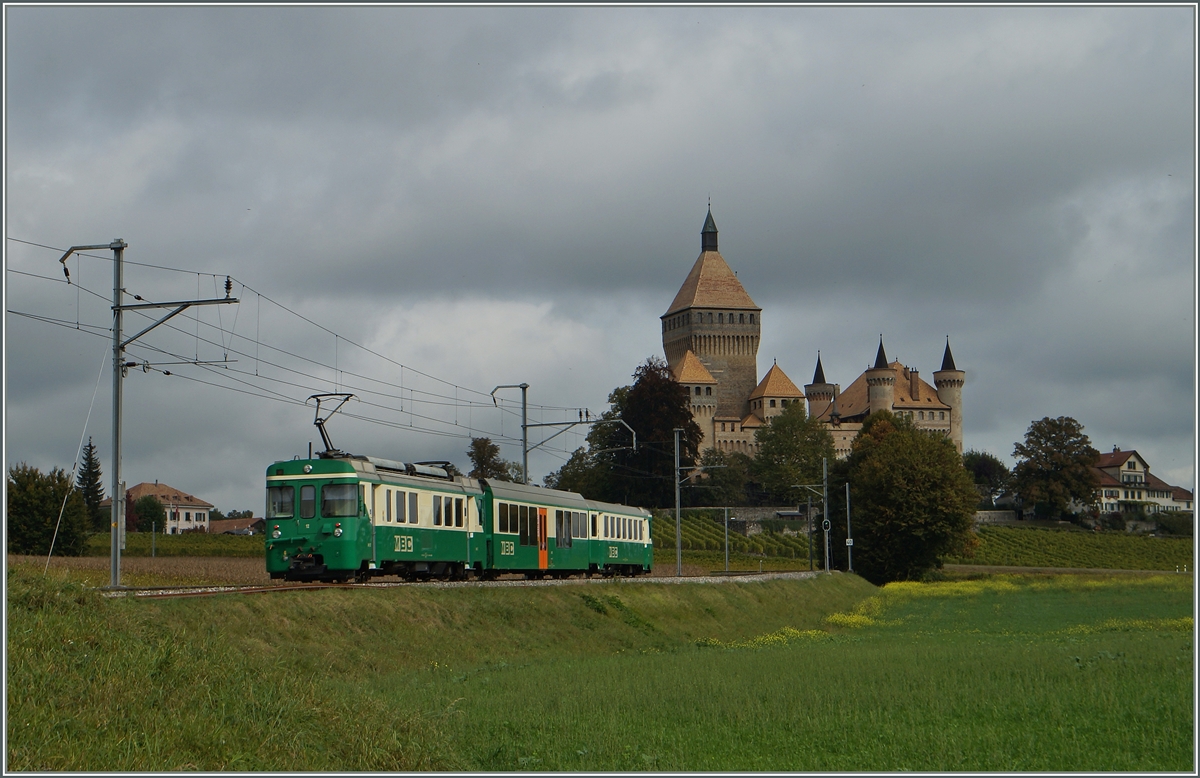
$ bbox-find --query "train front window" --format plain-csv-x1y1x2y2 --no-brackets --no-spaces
267,486,294,518
300,485,315,519
321,483,358,517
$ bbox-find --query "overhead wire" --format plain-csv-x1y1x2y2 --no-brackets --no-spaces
6,239,598,459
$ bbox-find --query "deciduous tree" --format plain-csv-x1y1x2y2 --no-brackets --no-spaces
1012,416,1100,518
544,358,701,508
962,449,1012,506
6,463,89,556
683,448,753,507
467,437,513,481
133,495,166,533
751,402,835,504
841,412,979,584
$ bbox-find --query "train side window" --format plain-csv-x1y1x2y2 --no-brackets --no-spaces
300,485,315,519
433,495,442,526
499,502,509,533
267,485,294,518
519,505,529,546
322,484,358,518
555,510,565,548
591,514,597,538
395,491,405,523
409,492,418,524
455,498,464,528
386,489,392,523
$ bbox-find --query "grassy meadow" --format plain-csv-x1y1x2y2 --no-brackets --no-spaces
6,560,1193,771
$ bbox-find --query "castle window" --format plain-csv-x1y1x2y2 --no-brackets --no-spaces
705,386,711,396
749,314,755,324
718,313,723,324
708,313,713,323
739,313,745,324
695,386,702,396
919,411,924,420
770,399,776,408
940,412,945,420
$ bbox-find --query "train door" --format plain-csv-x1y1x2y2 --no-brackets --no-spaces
538,508,548,569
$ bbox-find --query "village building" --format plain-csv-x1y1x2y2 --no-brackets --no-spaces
1094,448,1193,515
101,481,213,534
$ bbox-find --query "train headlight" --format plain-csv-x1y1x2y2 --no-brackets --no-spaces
271,525,281,539
333,522,343,538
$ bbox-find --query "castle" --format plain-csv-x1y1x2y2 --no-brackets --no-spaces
662,209,965,458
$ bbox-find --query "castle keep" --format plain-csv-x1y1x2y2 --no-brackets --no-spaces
662,209,965,457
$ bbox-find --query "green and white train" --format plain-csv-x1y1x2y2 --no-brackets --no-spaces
265,453,653,582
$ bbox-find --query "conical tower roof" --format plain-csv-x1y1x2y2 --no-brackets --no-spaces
812,352,827,384
873,336,889,369
940,337,957,371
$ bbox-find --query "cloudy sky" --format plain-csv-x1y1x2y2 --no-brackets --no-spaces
4,6,1195,515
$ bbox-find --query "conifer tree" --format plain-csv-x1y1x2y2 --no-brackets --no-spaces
76,437,106,531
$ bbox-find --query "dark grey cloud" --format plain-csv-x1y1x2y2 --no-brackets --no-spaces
5,6,1194,511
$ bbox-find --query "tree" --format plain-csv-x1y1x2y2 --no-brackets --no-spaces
962,449,1012,506
591,357,702,508
751,402,835,504
1012,416,1100,519
840,412,979,584
6,463,89,556
76,437,106,531
541,357,701,508
132,494,166,533
467,437,512,481
683,448,754,507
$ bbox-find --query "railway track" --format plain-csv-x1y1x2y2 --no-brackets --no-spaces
100,570,824,598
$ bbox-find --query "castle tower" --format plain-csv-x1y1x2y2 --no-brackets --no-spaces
933,338,965,454
662,208,761,421
804,352,838,419
864,336,895,415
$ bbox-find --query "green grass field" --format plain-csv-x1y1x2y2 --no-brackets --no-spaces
6,563,1193,771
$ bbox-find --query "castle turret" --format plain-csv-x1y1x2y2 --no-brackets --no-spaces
865,336,895,415
933,337,965,454
804,352,837,419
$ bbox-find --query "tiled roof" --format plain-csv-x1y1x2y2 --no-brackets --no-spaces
1093,469,1122,487
672,350,717,384
209,517,265,534
100,482,214,509
1172,486,1193,501
812,361,948,422
1145,472,1173,489
1096,450,1136,469
749,363,803,400
664,251,759,315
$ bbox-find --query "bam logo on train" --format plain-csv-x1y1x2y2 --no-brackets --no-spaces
264,394,652,583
